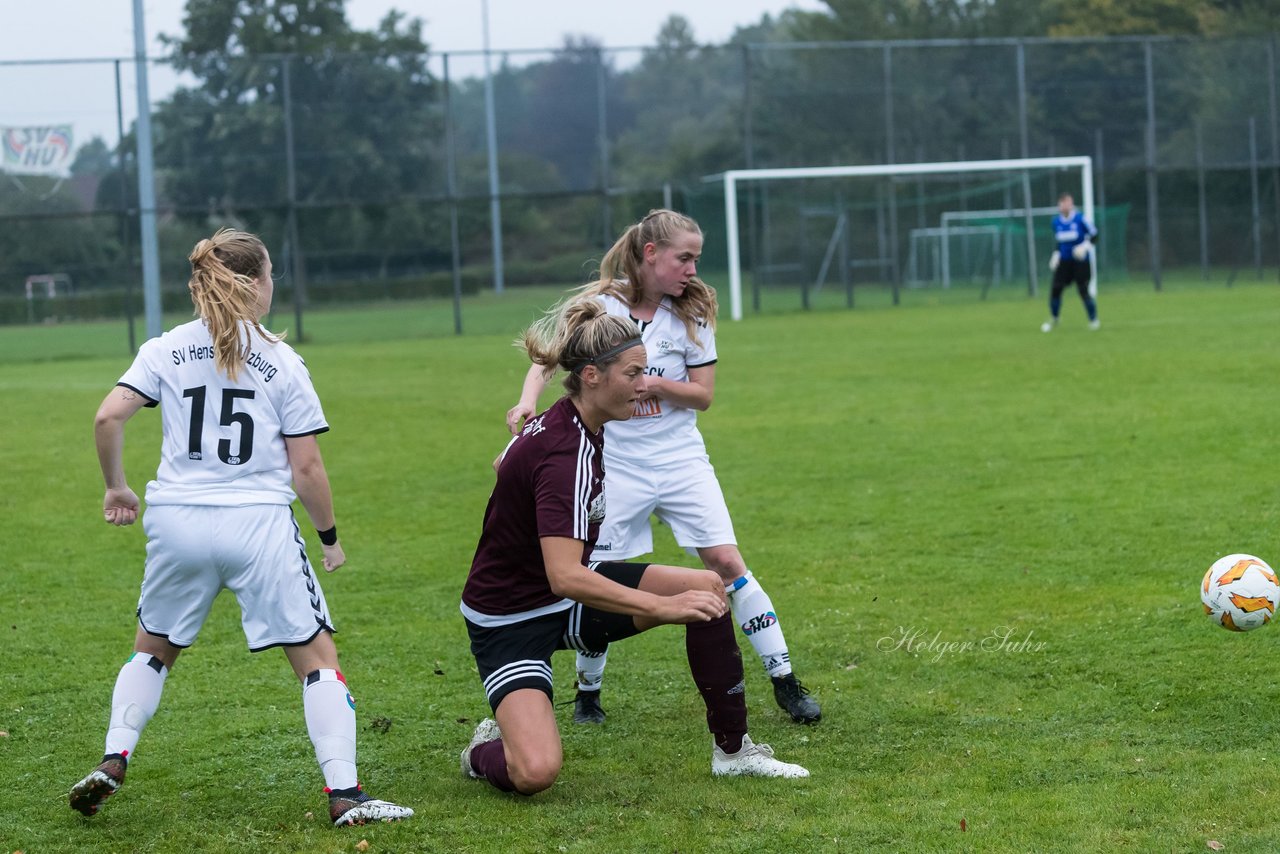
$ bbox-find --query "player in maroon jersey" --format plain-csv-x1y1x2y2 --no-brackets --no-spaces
460,297,808,793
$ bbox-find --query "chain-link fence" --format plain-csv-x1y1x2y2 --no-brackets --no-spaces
2,34,1277,344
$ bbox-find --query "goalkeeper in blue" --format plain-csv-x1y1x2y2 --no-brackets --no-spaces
1041,192,1100,332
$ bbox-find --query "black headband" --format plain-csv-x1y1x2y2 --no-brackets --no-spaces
569,336,644,374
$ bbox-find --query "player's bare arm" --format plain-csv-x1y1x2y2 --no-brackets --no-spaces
640,364,715,411
540,536,724,623
507,363,553,434
285,434,345,572
94,387,147,526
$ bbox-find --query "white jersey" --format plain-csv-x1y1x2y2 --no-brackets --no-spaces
597,293,717,466
117,319,328,507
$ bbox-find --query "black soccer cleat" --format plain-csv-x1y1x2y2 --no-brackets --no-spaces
772,674,821,724
572,689,606,724
69,753,127,816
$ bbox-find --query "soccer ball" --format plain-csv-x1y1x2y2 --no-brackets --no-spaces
1201,554,1280,632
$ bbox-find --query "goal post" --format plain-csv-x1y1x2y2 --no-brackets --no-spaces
720,156,1094,320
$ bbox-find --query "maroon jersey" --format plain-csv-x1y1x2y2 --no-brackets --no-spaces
461,396,606,626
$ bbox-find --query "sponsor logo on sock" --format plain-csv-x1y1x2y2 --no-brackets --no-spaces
741,612,778,635
726,680,745,696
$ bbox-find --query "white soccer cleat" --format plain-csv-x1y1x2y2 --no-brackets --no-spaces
1088,319,1101,331
461,718,502,779
69,754,127,816
711,735,809,779
329,790,414,826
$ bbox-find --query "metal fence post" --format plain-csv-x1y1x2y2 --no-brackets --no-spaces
482,1,505,294
1251,116,1263,279
884,44,900,304
281,56,306,341
444,53,464,335
1195,118,1209,280
743,44,762,313
1094,127,1107,278
1017,41,1038,297
1270,35,1280,279
596,48,611,249
1144,39,1162,291
131,0,163,339
113,59,136,353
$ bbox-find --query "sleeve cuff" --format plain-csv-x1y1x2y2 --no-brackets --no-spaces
117,382,159,408
282,425,331,438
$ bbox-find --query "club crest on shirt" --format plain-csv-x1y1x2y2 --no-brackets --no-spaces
588,489,606,524
656,339,674,353
522,415,547,437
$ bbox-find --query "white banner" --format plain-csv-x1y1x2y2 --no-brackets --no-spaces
2,125,74,176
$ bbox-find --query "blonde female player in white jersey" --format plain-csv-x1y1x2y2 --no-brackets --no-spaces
68,229,412,827
506,209,821,725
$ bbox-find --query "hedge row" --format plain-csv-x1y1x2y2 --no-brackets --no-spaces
2,252,591,326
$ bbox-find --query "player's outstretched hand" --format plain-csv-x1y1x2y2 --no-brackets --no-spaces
321,541,346,573
103,486,140,526
655,589,727,624
506,403,535,435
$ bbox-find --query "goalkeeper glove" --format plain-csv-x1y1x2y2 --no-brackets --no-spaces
1049,250,1060,272
1072,239,1092,261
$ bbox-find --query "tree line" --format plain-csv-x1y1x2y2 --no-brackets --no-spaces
3,0,1278,319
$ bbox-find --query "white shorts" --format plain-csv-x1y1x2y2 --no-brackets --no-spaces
138,504,335,651
591,454,737,561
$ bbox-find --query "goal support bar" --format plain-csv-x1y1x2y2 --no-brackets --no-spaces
720,156,1094,320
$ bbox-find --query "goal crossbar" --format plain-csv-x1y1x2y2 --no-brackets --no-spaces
720,156,1094,320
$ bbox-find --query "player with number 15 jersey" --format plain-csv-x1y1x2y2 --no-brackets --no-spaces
119,314,328,507
69,229,411,827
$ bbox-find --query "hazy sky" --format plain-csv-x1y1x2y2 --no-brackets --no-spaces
0,0,828,158
2,0,829,60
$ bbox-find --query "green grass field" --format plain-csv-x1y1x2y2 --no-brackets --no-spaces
3,279,1279,852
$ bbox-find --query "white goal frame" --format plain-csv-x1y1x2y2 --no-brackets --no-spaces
719,156,1094,320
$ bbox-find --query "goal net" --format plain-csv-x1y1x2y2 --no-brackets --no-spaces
709,157,1104,320
910,205,1130,293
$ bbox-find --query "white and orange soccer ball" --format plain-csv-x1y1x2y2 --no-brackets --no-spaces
1201,554,1280,632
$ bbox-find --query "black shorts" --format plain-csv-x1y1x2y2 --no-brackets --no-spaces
1051,256,1092,296
465,562,649,711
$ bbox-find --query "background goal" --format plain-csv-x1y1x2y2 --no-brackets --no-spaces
712,157,1116,320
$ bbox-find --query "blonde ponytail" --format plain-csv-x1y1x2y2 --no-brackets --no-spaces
187,229,281,381
521,296,641,396
581,209,718,344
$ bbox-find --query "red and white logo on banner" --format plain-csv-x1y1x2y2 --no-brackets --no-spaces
2,125,74,176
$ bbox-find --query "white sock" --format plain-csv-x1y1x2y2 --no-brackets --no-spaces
302,669,358,791
105,652,169,760
726,572,792,678
575,648,608,692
